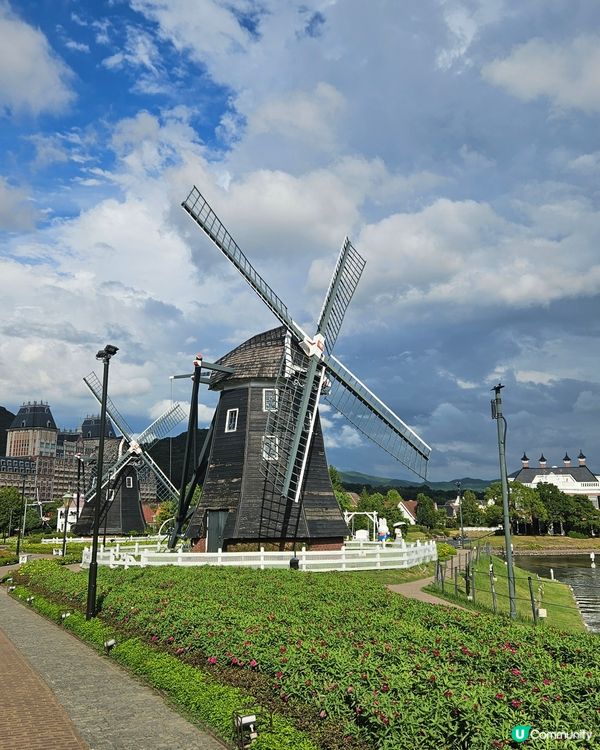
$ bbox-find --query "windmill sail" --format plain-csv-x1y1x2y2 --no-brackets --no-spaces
316,237,366,353
182,187,306,342
84,372,134,439
323,354,430,478
182,185,430,486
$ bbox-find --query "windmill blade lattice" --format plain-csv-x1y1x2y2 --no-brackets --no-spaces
262,336,326,503
316,237,366,354
182,187,307,342
83,371,185,501
84,372,134,438
135,402,186,450
324,355,430,478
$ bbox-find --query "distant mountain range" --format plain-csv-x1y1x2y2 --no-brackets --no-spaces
339,470,495,492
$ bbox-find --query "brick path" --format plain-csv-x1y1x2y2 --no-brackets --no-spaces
0,589,227,750
0,627,88,750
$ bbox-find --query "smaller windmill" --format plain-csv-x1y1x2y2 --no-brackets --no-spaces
73,372,185,535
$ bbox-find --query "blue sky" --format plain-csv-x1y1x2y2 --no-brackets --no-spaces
1,0,600,481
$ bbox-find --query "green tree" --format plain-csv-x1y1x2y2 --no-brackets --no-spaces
0,487,22,535
461,490,484,526
415,493,437,529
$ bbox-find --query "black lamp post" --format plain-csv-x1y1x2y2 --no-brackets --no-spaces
85,344,118,620
456,481,464,549
491,384,516,619
15,472,27,558
61,491,71,558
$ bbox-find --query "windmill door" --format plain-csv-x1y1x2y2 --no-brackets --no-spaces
206,510,229,552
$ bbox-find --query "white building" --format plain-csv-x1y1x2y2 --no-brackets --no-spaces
509,451,600,510
57,501,81,533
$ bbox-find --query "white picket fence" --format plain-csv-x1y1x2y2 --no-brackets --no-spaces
81,539,437,573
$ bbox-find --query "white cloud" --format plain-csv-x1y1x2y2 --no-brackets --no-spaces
483,35,600,112
0,177,38,230
65,39,90,53
248,82,345,149
0,3,74,116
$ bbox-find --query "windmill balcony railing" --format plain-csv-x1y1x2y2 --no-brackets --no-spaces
80,539,437,572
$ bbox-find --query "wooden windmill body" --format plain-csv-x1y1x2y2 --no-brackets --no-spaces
186,328,348,551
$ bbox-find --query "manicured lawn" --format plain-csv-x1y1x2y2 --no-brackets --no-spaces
13,559,600,750
485,535,600,551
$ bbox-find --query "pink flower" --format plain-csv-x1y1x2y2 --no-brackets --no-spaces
319,710,327,719
511,668,521,676
230,656,239,665
207,656,217,665
249,659,258,668
167,636,174,643
150,635,158,642
276,671,283,679
543,678,551,685
511,699,522,709
495,693,505,700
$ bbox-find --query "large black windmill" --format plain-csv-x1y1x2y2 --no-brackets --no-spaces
73,372,185,535
175,187,431,552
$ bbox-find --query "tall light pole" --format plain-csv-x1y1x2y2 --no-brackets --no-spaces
86,344,118,620
456,481,464,548
491,383,517,619
61,491,71,558
15,471,27,557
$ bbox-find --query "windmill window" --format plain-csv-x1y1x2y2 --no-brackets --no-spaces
225,408,239,433
126,476,133,489
262,435,279,461
262,388,279,411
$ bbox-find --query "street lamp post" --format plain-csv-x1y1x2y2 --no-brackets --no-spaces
491,383,517,619
85,344,118,620
75,454,83,520
61,491,71,558
15,472,27,557
456,481,464,549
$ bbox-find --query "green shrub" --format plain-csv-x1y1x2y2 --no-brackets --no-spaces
567,531,588,539
436,542,457,560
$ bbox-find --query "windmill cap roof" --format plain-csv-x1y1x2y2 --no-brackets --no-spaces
210,326,292,387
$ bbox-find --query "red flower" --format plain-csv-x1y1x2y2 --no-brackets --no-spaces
495,693,505,700
511,699,522,709
432,649,441,657
381,684,390,693
249,659,258,668
207,656,217,665
276,671,283,679
542,678,551,685
511,668,521,676
444,690,453,698
347,686,354,693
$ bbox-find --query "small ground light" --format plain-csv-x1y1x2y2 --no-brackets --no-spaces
104,638,117,654
233,711,258,749
8,585,16,592
26,595,34,604
61,612,71,621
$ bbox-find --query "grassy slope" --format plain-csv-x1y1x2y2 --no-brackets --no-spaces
428,553,585,632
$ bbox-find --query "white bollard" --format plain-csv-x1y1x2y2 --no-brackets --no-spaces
550,568,554,580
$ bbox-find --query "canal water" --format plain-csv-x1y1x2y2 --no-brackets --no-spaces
516,555,600,633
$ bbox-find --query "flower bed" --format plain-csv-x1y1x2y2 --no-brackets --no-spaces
16,560,600,749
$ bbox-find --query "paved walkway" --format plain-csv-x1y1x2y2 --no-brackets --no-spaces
387,550,470,610
0,588,227,750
